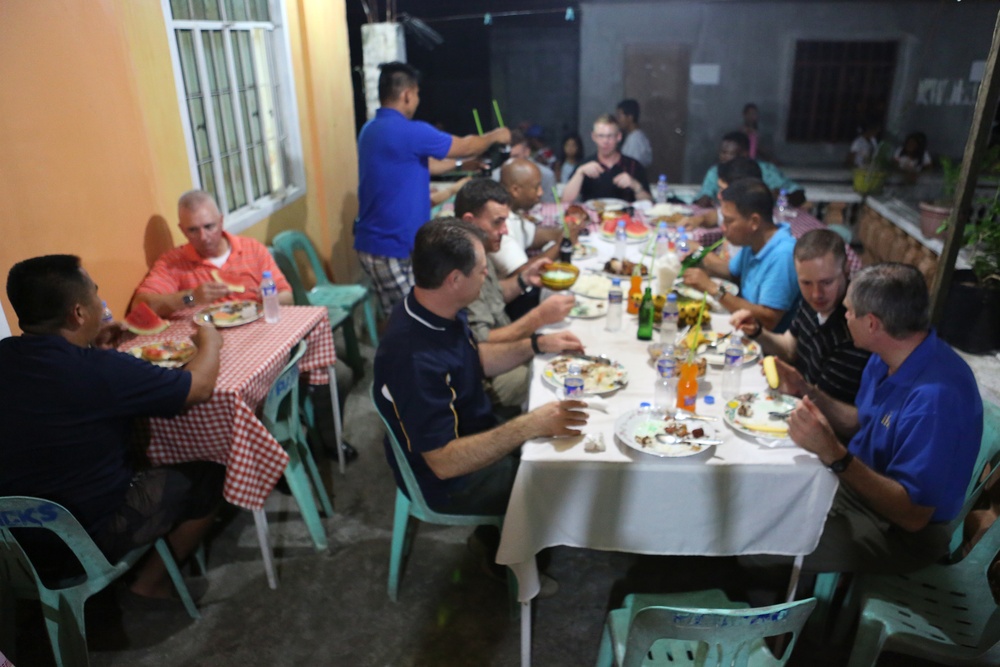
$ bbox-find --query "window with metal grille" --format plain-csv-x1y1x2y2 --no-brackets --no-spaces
786,41,898,144
163,0,304,231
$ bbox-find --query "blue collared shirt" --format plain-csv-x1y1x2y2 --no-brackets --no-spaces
728,223,800,332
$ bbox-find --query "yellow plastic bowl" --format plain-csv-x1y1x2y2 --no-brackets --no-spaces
539,262,580,291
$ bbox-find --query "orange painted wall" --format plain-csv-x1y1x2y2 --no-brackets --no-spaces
0,0,358,333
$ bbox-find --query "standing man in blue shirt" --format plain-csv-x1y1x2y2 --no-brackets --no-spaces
354,62,510,315
682,178,800,333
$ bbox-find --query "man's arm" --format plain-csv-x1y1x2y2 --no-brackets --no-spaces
482,296,576,343
730,309,797,360
561,160,602,203
789,397,932,532
423,400,588,479
478,331,583,376
447,128,511,159
184,325,223,405
132,282,230,318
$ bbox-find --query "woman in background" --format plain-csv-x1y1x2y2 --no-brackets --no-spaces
893,131,932,174
556,133,584,183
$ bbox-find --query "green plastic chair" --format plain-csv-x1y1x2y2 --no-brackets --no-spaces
271,231,378,377
595,589,816,667
845,459,1000,667
255,341,334,589
370,385,509,603
0,496,199,667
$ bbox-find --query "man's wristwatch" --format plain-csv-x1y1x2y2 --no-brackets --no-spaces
530,333,542,354
715,283,729,300
454,159,463,170
828,451,854,474
182,293,196,306
517,273,533,295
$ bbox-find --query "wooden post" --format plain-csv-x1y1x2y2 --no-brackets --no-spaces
931,9,1000,324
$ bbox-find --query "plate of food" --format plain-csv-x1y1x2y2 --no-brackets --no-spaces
599,214,650,244
541,355,628,395
723,392,796,440
675,331,762,366
585,198,629,213
602,258,651,280
569,297,607,319
128,340,197,368
194,300,262,328
646,203,694,224
673,278,740,311
572,242,599,260
615,409,721,458
571,272,614,300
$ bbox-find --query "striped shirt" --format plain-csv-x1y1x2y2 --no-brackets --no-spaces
789,301,871,404
135,232,291,302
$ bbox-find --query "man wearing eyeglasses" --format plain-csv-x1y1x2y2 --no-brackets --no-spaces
561,114,651,204
131,189,293,316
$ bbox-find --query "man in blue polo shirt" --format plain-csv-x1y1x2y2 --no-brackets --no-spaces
784,263,983,573
354,62,511,314
693,131,803,208
682,178,800,333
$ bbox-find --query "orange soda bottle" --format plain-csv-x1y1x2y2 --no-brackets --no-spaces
626,266,643,315
676,361,699,411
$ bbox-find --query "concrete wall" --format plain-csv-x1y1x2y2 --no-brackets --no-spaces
579,1,997,181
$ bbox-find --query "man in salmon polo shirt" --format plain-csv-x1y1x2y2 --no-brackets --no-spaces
131,190,292,316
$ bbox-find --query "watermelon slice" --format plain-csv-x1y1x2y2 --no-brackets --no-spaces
125,301,170,335
601,214,649,239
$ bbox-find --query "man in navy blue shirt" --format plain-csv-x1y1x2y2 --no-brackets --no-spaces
354,62,511,314
0,255,224,601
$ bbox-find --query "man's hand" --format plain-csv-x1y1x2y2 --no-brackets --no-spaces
682,267,715,293
729,309,758,337
534,294,575,326
576,161,605,179
191,321,223,349
193,281,230,305
611,172,638,191
694,195,714,208
93,322,125,349
772,356,809,398
520,256,552,288
788,396,844,464
524,400,589,438
538,330,584,354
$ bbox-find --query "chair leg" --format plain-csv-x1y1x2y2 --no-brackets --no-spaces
193,544,207,576
252,509,278,590
328,368,346,476
363,297,379,348
506,567,520,621
340,315,364,378
846,615,888,667
284,454,329,552
154,539,200,620
300,438,334,517
41,589,87,667
807,571,840,639
0,581,18,661
595,622,615,667
388,489,412,602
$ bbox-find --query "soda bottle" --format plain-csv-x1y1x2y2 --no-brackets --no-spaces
558,235,573,264
637,287,654,340
605,278,623,332
655,350,678,416
626,266,643,315
676,360,699,412
614,219,627,261
564,362,585,398
101,301,114,325
261,271,280,323
721,333,745,401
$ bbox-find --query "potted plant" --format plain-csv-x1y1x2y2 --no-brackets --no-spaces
919,156,960,239
938,185,1000,354
852,141,893,195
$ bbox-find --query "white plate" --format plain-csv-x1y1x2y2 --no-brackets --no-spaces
571,272,614,300
541,355,628,395
585,198,629,211
647,203,694,218
615,409,719,458
676,332,762,366
569,297,607,319
723,392,796,440
194,300,262,328
573,243,598,260
674,278,739,311
127,341,197,368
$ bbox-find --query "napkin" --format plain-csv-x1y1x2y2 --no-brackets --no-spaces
582,396,610,413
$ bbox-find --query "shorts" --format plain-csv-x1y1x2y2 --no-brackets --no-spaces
94,462,225,562
357,251,412,314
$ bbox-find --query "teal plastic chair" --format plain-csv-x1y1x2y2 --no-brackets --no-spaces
595,589,816,667
271,231,378,377
0,496,199,667
845,460,1000,667
370,385,509,603
812,399,1000,640
255,341,334,589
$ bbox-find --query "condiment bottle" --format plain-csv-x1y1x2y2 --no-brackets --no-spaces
676,360,699,412
626,265,643,315
637,287,654,341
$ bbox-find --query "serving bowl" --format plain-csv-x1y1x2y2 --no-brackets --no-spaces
540,262,580,291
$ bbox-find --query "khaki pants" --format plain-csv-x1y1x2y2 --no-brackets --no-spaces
485,361,531,412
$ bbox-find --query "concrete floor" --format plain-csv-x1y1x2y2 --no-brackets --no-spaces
7,339,979,667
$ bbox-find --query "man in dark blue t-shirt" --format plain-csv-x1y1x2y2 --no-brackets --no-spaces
0,255,224,601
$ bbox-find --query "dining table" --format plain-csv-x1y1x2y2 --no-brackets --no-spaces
118,304,339,511
494,214,842,667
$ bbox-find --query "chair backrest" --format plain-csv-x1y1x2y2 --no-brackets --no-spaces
946,400,1000,556
623,598,817,667
269,246,311,306
272,230,332,289
260,341,308,445
0,496,116,589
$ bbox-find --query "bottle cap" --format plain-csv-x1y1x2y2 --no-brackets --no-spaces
262,271,272,279
704,395,715,405
568,362,581,374
102,300,107,307
667,293,677,302
639,401,651,408
612,278,621,286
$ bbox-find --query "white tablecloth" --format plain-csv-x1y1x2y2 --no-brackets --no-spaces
496,232,839,602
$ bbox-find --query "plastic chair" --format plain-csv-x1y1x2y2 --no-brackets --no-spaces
255,341,334,589
271,231,378,377
370,385,509,603
0,496,199,667
595,588,816,667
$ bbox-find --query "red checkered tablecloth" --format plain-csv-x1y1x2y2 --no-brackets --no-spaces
119,306,336,510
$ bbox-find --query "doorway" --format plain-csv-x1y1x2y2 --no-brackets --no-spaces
624,44,690,183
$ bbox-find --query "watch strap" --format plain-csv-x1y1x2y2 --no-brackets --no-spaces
828,451,854,474
517,273,533,294
530,333,542,355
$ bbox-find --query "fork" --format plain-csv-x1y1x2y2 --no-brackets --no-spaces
768,408,793,420
672,410,718,422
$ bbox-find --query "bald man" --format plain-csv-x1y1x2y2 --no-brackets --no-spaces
490,158,583,279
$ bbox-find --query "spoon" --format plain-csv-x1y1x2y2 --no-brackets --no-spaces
768,408,793,421
655,434,723,446
672,411,718,422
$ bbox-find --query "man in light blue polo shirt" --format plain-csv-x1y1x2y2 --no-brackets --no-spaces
693,131,803,208
682,178,800,333
354,62,510,314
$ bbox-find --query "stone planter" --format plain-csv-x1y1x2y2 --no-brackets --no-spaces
918,202,951,240
938,270,1000,354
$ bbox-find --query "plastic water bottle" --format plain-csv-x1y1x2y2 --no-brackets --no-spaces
655,222,670,257
721,333,745,401
655,174,669,204
655,349,678,416
776,189,790,222
677,229,690,256
661,293,679,341
564,362,585,398
261,271,280,323
605,278,623,332
101,301,114,325
614,219,627,261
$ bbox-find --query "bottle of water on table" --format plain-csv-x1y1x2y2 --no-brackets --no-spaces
677,229,690,256
655,349,678,417
661,293,679,341
605,278,623,332
655,174,669,204
721,333,745,401
655,222,669,258
261,270,280,323
564,362,585,398
614,219,627,261
101,301,114,325
776,188,790,222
